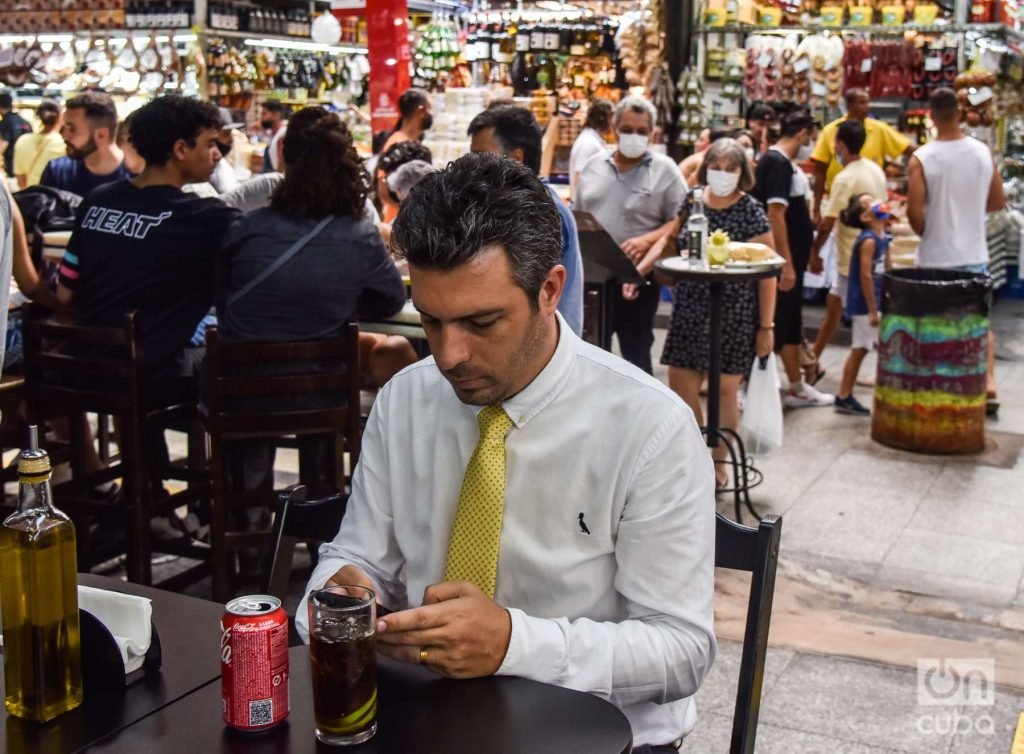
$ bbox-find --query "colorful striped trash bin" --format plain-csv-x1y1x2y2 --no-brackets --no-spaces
872,268,992,455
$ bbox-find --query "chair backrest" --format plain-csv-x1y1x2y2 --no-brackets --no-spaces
204,323,361,460
261,484,348,601
714,512,782,754
22,304,142,419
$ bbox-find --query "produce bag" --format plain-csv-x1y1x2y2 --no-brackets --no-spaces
741,354,783,454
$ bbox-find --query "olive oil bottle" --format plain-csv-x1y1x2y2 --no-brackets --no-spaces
0,426,83,722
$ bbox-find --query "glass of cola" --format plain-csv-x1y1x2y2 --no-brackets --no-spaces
308,585,377,746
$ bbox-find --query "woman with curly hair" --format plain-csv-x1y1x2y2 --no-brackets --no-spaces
219,107,413,386
218,108,414,513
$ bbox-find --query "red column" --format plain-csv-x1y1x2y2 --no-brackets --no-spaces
366,0,410,135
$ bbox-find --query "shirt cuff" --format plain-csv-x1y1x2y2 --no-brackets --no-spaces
496,608,566,685
766,197,790,207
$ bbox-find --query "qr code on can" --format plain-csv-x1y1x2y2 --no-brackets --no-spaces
249,698,273,726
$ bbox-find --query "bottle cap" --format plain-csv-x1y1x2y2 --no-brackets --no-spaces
17,425,51,476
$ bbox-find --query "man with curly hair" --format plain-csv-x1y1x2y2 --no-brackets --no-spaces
57,95,239,515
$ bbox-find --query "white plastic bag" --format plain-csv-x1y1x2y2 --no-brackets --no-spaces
740,353,783,454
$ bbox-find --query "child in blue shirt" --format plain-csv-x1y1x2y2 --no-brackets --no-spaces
834,193,891,415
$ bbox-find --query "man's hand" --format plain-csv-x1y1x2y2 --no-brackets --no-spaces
779,263,797,292
621,235,654,263
869,311,880,327
808,252,824,276
376,581,512,679
622,282,640,301
327,564,376,593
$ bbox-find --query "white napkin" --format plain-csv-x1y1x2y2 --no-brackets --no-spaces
77,586,153,674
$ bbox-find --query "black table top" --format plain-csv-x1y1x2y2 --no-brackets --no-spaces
89,645,634,754
1,574,224,754
656,256,783,283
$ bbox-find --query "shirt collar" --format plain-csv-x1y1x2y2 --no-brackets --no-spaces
468,312,578,430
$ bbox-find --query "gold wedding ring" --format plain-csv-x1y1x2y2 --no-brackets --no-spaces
419,647,429,666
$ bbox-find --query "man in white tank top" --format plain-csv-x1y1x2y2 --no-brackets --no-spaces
906,87,1006,413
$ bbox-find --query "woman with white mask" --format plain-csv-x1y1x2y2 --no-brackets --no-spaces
661,139,777,488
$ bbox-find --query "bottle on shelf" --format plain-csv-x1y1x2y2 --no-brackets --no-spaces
686,188,709,264
530,21,546,52
0,427,83,724
544,21,561,52
569,23,586,56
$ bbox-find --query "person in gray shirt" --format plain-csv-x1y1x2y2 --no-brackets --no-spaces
575,96,686,373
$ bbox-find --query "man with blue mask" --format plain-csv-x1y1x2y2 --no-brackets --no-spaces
575,96,686,373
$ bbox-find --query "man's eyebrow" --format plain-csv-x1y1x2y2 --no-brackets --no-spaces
415,305,504,322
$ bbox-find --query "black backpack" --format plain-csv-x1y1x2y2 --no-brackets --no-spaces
12,185,81,267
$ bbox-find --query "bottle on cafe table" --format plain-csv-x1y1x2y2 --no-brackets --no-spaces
0,426,84,723
686,187,709,265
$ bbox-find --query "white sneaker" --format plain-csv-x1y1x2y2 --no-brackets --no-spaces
784,382,835,408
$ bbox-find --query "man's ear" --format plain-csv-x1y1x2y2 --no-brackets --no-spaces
172,138,189,162
538,264,566,316
511,147,525,164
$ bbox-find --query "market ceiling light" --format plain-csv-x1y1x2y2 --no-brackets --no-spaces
243,37,367,54
0,34,74,43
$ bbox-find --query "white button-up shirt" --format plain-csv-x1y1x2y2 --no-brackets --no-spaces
297,315,717,746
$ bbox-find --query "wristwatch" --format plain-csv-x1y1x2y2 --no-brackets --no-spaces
759,323,774,330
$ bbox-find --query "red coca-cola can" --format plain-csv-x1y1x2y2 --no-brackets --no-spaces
221,595,290,732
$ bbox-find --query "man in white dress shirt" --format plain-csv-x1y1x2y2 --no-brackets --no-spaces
296,153,716,751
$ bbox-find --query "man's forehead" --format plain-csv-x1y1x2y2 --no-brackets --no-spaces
619,110,651,126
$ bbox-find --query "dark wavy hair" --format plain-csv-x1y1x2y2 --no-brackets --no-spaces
391,153,561,307
66,91,119,137
394,88,429,131
129,95,222,166
271,108,369,220
584,99,613,132
279,106,330,165
836,119,867,155
840,193,871,229
378,140,432,175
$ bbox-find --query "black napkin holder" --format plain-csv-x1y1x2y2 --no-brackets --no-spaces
80,609,162,692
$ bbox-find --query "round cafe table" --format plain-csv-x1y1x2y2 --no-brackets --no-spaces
655,255,783,523
87,645,634,753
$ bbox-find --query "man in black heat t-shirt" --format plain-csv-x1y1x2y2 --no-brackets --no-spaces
58,95,238,505
58,95,238,379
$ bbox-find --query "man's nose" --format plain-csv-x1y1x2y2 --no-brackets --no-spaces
431,326,471,373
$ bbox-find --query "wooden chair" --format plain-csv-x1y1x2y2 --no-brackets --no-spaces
21,305,210,589
715,511,783,754
204,323,361,602
260,484,347,602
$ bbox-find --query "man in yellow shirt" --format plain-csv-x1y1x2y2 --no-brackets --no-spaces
13,100,66,189
810,89,913,222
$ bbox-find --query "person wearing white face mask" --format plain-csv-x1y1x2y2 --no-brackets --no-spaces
752,110,835,409
576,96,686,374
662,139,777,487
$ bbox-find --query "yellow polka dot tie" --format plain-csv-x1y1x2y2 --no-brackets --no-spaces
443,405,514,598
